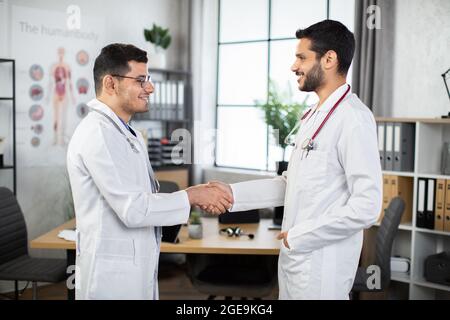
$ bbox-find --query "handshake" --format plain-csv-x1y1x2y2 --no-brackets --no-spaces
186,181,233,215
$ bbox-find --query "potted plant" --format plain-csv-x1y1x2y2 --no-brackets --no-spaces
256,81,309,174
144,23,172,69
188,211,203,239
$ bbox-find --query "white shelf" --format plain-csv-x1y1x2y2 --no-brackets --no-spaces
415,227,450,236
372,221,413,231
391,272,411,284
417,173,450,180
382,171,415,177
382,171,450,180
414,279,450,292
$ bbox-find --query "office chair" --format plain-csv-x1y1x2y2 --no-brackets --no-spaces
0,187,67,300
351,197,405,298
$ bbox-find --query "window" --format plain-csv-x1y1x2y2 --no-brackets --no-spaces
216,0,355,170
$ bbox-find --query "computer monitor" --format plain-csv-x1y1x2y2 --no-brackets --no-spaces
161,224,182,243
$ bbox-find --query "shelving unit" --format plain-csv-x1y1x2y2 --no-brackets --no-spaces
131,68,193,189
365,118,450,300
0,58,16,194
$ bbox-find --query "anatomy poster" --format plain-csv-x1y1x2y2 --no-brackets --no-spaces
11,5,105,166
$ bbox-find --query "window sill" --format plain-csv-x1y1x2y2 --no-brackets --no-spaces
202,166,277,184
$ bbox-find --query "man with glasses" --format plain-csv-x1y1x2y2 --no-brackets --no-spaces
67,43,233,300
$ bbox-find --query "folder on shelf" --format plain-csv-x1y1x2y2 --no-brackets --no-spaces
177,81,184,120
169,81,175,120
153,82,160,119
416,178,427,228
434,179,445,231
390,175,413,224
444,180,450,232
160,82,167,120
149,88,156,119
393,123,415,172
379,175,391,222
425,178,436,229
385,123,394,171
377,122,386,170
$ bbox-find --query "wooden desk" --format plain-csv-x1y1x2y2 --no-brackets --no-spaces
30,218,281,255
30,217,280,299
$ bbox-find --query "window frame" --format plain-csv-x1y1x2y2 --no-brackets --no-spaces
214,0,333,171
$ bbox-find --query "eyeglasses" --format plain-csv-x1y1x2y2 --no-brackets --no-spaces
111,74,153,88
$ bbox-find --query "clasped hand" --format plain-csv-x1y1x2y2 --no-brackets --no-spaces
186,181,233,215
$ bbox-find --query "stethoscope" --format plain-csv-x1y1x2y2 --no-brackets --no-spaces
91,108,140,153
90,108,160,193
284,85,351,159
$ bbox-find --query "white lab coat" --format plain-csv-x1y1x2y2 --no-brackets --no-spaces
230,84,382,299
66,99,190,300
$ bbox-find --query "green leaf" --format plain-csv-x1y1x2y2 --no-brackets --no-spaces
160,35,171,49
255,79,309,152
144,23,172,49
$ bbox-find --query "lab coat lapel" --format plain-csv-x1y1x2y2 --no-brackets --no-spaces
316,83,351,114
138,137,162,247
87,99,138,142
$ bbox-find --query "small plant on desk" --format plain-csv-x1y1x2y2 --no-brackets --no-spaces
188,211,203,239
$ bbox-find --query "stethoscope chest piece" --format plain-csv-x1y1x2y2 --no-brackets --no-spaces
126,137,140,153
301,138,314,159
301,138,314,151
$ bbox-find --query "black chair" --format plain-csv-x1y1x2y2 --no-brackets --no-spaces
352,197,405,297
0,187,67,299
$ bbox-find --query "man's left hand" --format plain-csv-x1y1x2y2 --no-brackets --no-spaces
277,231,290,249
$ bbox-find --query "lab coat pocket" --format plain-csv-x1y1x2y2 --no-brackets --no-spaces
88,256,144,300
282,251,312,294
87,238,156,300
296,150,328,193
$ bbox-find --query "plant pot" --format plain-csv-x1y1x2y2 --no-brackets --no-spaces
147,45,167,69
274,161,288,226
276,161,289,175
188,224,203,239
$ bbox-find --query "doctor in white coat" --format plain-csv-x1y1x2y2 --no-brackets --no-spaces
209,20,382,299
67,44,232,300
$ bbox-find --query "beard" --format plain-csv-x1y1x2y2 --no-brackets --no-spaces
300,61,324,92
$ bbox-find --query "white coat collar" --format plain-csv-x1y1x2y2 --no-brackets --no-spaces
315,83,351,113
87,98,137,140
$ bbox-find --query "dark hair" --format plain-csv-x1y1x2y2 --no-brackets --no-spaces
93,43,148,95
296,20,355,75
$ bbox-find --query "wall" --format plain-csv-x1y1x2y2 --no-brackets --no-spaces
391,0,450,118
0,0,188,293
191,0,219,184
